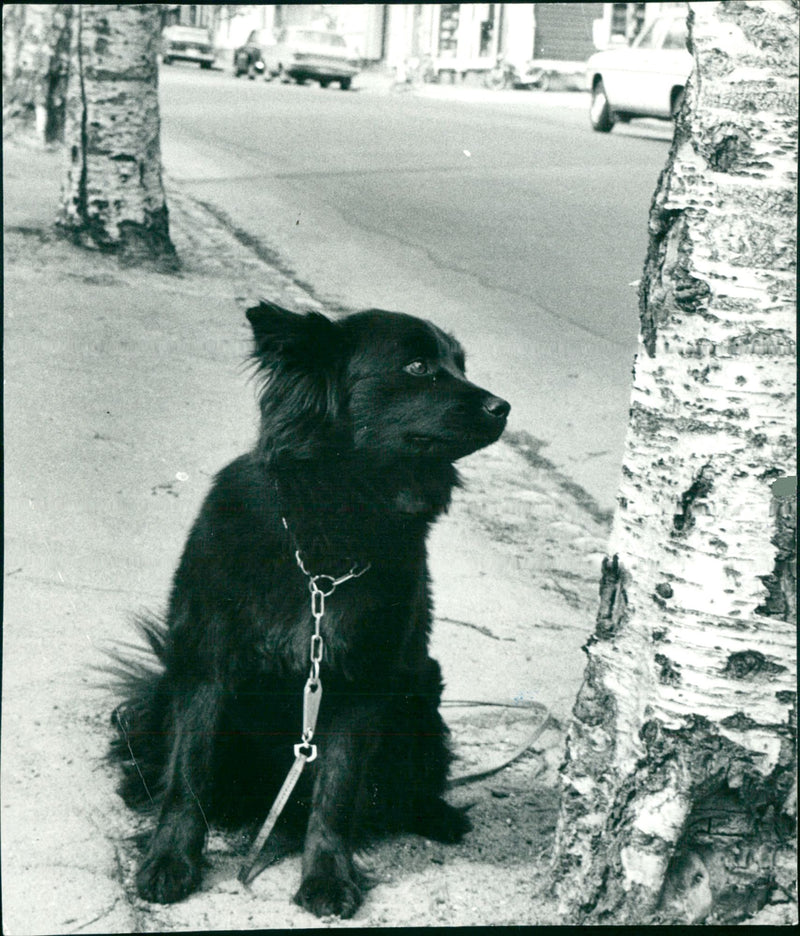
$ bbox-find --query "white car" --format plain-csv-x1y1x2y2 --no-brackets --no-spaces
161,25,215,69
261,27,360,90
586,16,693,132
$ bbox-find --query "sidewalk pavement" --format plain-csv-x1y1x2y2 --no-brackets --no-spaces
2,139,611,932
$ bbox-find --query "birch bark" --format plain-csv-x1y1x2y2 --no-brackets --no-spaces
553,1,797,924
57,4,176,265
2,4,73,142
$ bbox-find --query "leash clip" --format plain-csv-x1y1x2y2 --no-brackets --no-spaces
293,741,317,762
302,677,322,744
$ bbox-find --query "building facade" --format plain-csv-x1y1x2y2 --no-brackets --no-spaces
170,3,687,75
591,1,688,48
383,4,537,76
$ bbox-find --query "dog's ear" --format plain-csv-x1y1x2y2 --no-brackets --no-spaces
245,301,346,460
246,301,341,367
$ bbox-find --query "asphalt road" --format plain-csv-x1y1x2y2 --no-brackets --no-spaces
158,65,674,511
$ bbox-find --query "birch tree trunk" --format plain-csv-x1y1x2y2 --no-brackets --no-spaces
2,4,73,142
57,4,176,266
553,1,797,925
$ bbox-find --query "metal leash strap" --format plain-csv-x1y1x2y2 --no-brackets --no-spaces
238,541,370,886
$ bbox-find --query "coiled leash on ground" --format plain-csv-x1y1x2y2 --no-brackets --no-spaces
238,541,370,886
446,709,558,788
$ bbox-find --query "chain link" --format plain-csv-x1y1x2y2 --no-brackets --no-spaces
290,542,371,753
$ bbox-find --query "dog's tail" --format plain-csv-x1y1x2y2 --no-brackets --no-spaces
103,612,172,812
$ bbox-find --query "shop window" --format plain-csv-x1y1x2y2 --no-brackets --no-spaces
438,4,459,57
610,3,628,40
480,4,495,57
611,2,646,44
629,2,646,40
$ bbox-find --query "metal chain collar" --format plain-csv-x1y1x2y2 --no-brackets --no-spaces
238,523,370,885
293,547,371,760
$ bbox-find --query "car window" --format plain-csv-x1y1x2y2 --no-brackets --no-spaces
633,22,657,49
166,27,208,40
291,29,347,48
663,22,688,50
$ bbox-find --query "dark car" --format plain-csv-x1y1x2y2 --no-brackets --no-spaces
233,28,272,78
161,25,215,69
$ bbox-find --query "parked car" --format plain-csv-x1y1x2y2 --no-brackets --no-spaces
235,26,360,89
233,28,272,78
161,25,215,69
586,15,693,131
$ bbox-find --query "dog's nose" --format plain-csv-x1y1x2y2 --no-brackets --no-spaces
483,396,510,419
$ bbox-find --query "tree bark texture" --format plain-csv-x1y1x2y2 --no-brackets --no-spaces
57,4,176,265
553,1,797,925
2,4,73,142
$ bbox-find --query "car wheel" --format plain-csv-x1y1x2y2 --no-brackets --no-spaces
339,77,352,91
590,79,614,133
200,62,212,70
278,65,291,84
319,78,330,89
247,63,258,80
671,87,685,120
162,56,172,66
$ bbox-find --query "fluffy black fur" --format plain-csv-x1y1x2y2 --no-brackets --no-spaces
109,301,509,918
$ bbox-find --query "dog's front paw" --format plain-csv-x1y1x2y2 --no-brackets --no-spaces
136,849,200,904
414,797,472,843
294,874,363,919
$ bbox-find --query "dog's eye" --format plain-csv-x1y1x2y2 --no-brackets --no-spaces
404,360,430,376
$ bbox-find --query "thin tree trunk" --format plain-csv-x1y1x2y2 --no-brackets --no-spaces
2,4,73,142
57,4,177,266
553,1,797,925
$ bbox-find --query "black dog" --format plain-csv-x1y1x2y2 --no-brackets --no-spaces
110,301,509,918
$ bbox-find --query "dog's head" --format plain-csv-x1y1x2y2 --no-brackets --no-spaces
247,301,509,463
